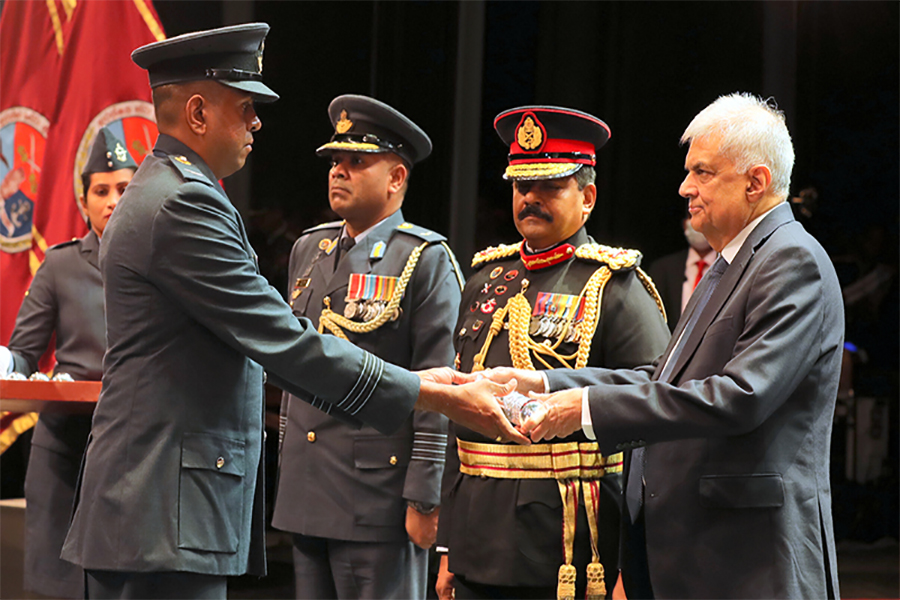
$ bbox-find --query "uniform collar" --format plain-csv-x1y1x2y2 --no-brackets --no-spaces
520,227,589,270
153,134,224,195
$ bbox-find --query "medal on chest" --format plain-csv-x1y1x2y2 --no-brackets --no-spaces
344,273,401,322
530,291,587,343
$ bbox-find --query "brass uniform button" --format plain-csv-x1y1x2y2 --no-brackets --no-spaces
307,431,316,443
389,455,398,466
216,457,225,469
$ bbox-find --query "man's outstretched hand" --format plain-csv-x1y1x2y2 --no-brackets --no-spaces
415,369,530,445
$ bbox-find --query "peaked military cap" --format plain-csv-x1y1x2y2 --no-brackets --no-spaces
131,23,278,103
316,94,432,166
494,106,610,181
83,126,137,177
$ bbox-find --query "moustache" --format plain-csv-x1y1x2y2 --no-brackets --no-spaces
517,204,553,222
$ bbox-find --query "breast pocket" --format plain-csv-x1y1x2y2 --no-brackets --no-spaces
178,433,246,553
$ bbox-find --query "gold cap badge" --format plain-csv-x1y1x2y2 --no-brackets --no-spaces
516,115,544,151
257,40,264,74
335,109,353,134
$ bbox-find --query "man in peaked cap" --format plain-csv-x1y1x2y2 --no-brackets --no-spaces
435,106,670,600
60,25,524,600
272,94,464,599
1,125,135,599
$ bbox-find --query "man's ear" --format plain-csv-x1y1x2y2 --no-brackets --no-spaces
388,161,408,195
185,94,207,135
581,183,597,218
745,164,772,204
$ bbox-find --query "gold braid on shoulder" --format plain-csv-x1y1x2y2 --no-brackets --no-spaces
318,242,428,340
634,267,667,322
471,242,521,269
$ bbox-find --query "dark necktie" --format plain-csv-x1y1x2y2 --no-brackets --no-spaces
334,235,355,272
626,255,728,521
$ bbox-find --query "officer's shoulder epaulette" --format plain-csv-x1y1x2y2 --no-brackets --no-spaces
392,222,446,244
167,154,213,186
46,238,80,252
574,243,642,271
300,220,344,236
471,242,521,269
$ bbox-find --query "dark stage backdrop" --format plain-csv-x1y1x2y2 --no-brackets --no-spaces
153,0,898,262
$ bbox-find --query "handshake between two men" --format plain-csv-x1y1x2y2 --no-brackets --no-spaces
415,367,582,444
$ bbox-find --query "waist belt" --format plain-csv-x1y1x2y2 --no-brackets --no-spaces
457,439,623,600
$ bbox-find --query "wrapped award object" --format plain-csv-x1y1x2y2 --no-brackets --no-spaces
498,390,545,426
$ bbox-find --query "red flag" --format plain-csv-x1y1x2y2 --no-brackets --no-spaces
0,0,164,451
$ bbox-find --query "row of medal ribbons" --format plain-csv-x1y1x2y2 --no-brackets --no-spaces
344,273,400,322
530,291,586,342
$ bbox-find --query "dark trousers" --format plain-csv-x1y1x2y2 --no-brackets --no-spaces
85,570,226,600
292,533,427,599
620,512,654,600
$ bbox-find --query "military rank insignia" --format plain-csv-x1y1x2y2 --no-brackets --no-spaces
336,109,353,133
515,113,546,152
344,273,400,321
530,292,586,342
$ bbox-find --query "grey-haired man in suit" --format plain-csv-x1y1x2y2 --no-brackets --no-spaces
272,95,463,599
476,93,843,599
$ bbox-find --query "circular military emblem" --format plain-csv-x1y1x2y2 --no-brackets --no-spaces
0,107,50,254
494,285,508,296
470,301,480,312
504,269,519,281
490,266,503,279
73,101,157,215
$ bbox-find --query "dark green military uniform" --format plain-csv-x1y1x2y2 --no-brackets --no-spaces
440,227,669,595
438,105,671,600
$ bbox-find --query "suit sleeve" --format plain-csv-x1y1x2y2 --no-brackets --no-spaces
149,184,420,435
403,243,461,505
7,255,58,375
577,243,835,455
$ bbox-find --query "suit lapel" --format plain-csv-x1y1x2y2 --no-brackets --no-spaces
662,203,796,382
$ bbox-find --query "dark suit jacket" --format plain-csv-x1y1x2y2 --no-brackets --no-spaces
60,135,420,577
439,228,670,589
272,211,461,542
547,204,843,598
646,248,689,332
8,231,101,598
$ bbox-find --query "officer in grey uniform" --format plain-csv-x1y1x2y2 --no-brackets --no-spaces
59,24,522,600
272,95,464,599
1,126,136,598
